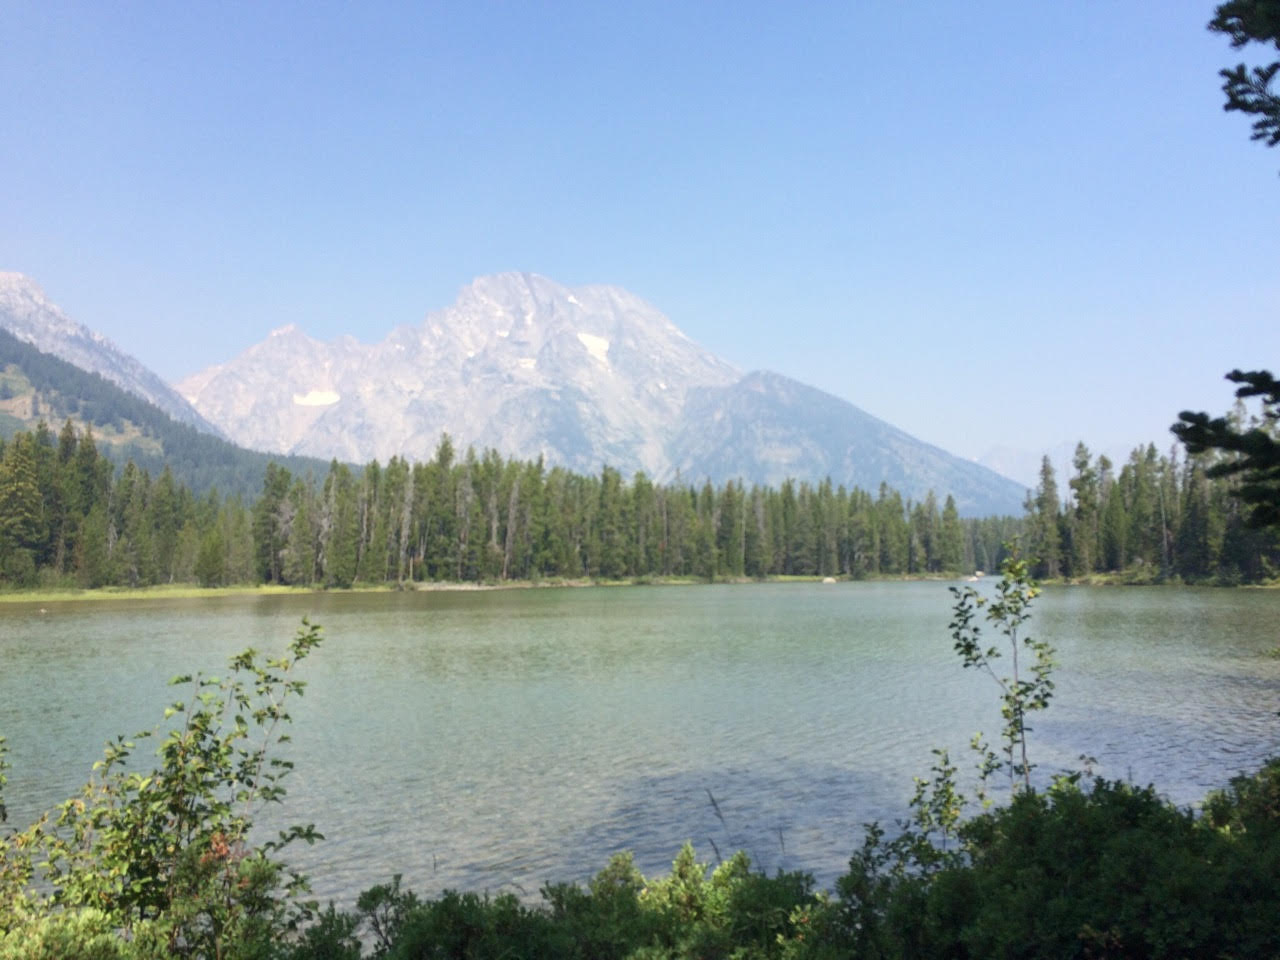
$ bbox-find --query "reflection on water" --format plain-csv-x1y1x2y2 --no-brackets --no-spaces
1,582,1277,903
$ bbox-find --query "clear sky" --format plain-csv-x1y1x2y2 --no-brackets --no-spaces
2,1,1277,475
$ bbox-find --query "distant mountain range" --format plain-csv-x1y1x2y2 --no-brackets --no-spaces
176,273,739,477
0,326,329,498
2,270,1028,515
0,272,221,436
669,371,1026,514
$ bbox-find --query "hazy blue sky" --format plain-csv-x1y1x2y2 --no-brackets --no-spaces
2,1,1277,472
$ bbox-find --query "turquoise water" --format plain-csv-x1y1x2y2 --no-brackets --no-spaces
1,582,1277,903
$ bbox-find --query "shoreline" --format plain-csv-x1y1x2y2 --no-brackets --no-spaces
1,571,1274,605
0,573,950,605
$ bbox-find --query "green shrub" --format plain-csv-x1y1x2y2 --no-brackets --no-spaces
381,890,558,960
781,770,1280,960
0,621,325,959
0,908,136,960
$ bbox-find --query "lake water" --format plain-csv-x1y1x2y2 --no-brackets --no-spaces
1,582,1277,904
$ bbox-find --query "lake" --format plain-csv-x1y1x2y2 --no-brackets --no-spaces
1,581,1277,904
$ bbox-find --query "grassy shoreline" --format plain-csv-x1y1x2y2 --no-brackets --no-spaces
0,573,928,604
2,570,1275,605
1039,571,1280,588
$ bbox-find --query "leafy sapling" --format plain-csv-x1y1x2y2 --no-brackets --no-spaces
0,618,325,957
949,551,1054,793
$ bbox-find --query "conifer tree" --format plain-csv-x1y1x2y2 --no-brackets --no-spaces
1100,472,1128,571
323,464,359,588
1068,443,1099,575
594,466,627,578
1026,458,1061,578
252,463,292,583
1209,1,1280,156
876,484,909,574
1176,370,1280,529
1171,8,1280,530
195,522,226,587
0,433,46,583
940,494,964,573
284,478,317,586
78,501,115,587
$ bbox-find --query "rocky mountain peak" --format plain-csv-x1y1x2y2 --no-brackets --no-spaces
0,271,221,435
176,273,740,472
1,268,1019,514
0,273,102,346
0,271,44,304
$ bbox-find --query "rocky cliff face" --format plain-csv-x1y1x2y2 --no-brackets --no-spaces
177,272,740,473
0,272,221,435
178,272,1026,514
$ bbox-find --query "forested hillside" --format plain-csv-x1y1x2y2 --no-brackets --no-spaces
1,420,1275,590
0,327,330,497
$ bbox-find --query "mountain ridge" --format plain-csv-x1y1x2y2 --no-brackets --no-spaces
177,272,742,474
0,272,223,437
668,371,1025,513
1,269,1026,514
0,325,331,498
177,272,1027,514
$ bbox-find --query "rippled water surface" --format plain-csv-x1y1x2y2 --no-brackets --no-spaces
1,582,1277,903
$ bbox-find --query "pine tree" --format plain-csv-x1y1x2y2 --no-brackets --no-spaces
78,501,115,588
939,494,964,573
1100,466,1128,572
195,523,226,587
1068,443,1100,575
323,465,359,588
149,466,182,583
876,484,909,574
223,497,257,584
594,466,627,579
1208,2,1280,158
0,433,47,583
1028,457,1062,579
1175,370,1280,530
252,463,292,583
743,486,769,577
284,479,318,585
1176,460,1216,579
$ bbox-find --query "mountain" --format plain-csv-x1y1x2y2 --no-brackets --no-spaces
177,272,739,473
181,272,1027,515
0,326,330,498
669,371,1024,515
0,272,223,437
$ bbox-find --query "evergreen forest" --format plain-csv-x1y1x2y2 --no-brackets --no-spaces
1,418,1276,591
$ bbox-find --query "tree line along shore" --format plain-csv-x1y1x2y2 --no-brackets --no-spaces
0,419,1276,593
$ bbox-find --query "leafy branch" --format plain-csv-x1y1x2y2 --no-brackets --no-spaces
949,550,1053,794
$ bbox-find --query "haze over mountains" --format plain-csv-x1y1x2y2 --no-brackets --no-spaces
2,270,1028,515
178,274,739,476
0,272,222,436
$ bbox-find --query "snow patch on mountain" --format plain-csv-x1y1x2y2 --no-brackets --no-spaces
576,332,610,366
293,390,340,407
